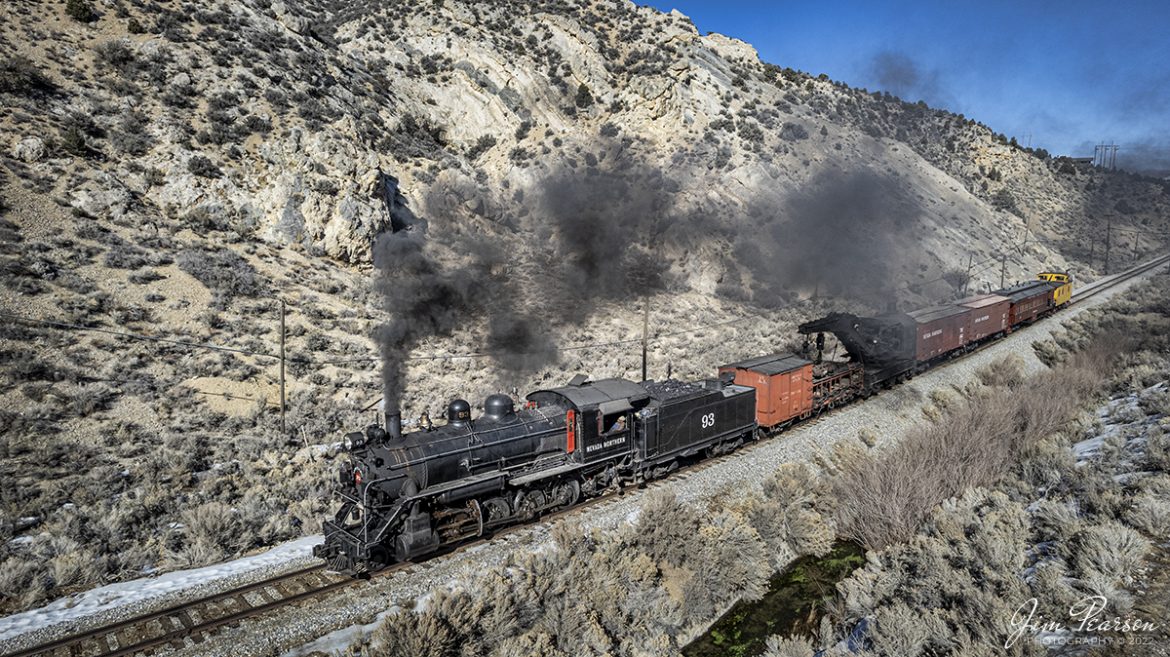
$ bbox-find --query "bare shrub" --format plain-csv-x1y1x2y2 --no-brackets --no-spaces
749,463,835,564
187,155,222,178
1126,493,1170,539
179,501,244,556
867,603,947,656
763,635,816,657
0,558,41,609
0,56,54,94
834,491,1033,654
834,391,1015,549
1142,426,1170,471
362,487,769,657
369,607,455,657
111,112,154,155
1030,499,1081,543
66,0,96,22
49,547,99,589
835,343,1107,550
976,354,1025,387
176,248,266,309
1070,521,1149,587
94,40,139,76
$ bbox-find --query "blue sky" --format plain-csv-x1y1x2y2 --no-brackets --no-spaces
644,1,1170,172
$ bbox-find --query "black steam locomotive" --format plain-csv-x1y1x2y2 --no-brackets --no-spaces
314,376,756,573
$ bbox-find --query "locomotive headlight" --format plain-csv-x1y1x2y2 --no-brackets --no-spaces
343,431,365,451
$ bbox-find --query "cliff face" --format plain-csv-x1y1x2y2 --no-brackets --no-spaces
5,0,1167,296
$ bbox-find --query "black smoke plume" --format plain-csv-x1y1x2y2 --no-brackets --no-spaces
374,224,562,409
868,50,954,110
374,231,484,415
374,151,701,407
529,156,689,320
737,169,922,305
1119,139,1170,177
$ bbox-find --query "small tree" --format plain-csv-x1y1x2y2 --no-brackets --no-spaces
466,134,496,160
574,83,594,109
0,56,53,94
187,155,222,178
66,0,97,22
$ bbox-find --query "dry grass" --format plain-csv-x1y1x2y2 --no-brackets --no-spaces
359,463,836,657
834,344,1110,550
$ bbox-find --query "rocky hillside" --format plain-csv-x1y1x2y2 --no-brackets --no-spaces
1,0,1169,613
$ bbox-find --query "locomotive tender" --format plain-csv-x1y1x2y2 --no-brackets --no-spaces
314,272,1071,573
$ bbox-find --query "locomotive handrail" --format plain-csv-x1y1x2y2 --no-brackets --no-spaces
360,476,408,547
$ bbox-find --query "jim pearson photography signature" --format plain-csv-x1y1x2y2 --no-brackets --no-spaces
1007,595,1162,648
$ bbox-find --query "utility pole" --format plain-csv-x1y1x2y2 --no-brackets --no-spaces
640,297,649,382
1103,218,1112,275
999,253,1007,289
962,253,974,296
1132,234,1139,263
280,298,287,434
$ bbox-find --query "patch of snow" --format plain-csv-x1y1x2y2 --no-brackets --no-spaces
1072,436,1105,463
0,535,322,643
281,605,401,657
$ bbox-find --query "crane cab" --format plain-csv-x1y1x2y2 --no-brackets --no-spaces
1038,271,1072,306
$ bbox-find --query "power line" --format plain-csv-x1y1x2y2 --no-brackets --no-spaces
0,308,769,367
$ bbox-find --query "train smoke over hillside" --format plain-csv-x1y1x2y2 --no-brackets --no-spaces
375,153,700,408
373,232,481,421
531,155,694,318
738,169,923,305
373,226,562,415
375,161,929,408
868,50,954,109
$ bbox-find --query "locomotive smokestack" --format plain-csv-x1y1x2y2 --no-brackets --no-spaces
385,410,402,441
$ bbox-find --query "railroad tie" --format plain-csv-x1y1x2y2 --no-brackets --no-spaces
175,609,196,631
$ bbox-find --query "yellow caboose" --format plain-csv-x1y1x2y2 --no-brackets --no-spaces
1038,271,1072,306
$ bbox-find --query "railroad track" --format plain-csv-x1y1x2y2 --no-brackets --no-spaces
3,491,618,657
8,253,1166,657
1067,252,1170,305
3,564,347,657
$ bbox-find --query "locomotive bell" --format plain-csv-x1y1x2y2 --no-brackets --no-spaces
482,394,515,421
447,399,471,425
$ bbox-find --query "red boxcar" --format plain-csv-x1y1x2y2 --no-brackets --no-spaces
908,304,972,362
718,353,813,429
956,293,1011,341
998,281,1055,327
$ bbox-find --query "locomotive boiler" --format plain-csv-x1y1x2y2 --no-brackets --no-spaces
314,376,756,573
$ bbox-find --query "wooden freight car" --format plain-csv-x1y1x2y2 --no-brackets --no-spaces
908,304,973,362
719,354,812,430
997,281,1055,327
956,293,1011,342
719,353,864,430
